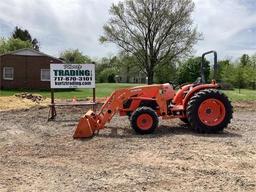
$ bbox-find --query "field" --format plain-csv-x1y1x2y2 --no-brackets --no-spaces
0,83,142,99
224,89,256,101
0,84,256,191
1,83,256,101
0,102,256,191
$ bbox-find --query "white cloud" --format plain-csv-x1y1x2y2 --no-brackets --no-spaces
0,0,119,58
193,0,256,59
0,0,255,59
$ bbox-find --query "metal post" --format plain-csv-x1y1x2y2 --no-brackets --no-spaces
93,88,96,111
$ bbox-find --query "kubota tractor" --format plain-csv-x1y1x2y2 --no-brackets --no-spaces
74,51,233,138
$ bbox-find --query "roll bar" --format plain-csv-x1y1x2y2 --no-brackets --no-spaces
201,51,218,83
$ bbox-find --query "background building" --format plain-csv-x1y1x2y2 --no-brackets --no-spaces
0,48,63,89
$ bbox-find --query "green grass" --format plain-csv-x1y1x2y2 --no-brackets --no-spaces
223,89,256,102
0,84,255,101
0,83,143,99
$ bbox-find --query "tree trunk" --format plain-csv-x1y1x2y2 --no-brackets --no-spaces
126,66,130,83
147,71,154,85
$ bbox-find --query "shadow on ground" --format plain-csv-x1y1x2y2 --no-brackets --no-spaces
77,124,241,141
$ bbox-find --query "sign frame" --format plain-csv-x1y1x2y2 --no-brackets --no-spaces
48,63,96,120
50,63,95,89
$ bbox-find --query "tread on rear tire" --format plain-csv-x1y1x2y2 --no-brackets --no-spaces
187,89,233,133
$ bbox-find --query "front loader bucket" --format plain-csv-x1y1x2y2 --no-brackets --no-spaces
73,110,98,139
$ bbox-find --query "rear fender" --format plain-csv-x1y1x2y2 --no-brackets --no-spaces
173,84,192,105
183,84,219,108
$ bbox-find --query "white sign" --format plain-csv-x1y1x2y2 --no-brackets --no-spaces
50,64,95,89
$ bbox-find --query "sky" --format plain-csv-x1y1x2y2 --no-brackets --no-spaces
0,0,255,60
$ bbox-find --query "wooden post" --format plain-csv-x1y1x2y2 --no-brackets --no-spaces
50,89,56,120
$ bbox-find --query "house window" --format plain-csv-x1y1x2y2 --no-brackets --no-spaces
3,67,14,80
41,69,50,81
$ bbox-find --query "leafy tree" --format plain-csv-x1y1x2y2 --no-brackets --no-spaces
219,55,256,91
230,54,256,92
177,57,210,84
96,54,143,83
240,54,250,67
96,56,119,83
116,53,140,83
12,26,39,50
206,53,256,90
250,54,256,89
215,60,230,82
95,58,110,79
100,0,200,84
155,60,177,83
98,68,117,83
60,49,91,64
219,60,236,89
0,38,4,45
231,64,250,93
0,38,33,54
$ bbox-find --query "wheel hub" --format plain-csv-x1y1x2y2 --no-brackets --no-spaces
137,114,153,130
198,99,226,126
206,108,212,114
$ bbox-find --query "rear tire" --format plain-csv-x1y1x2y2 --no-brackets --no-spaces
187,89,233,133
131,107,158,134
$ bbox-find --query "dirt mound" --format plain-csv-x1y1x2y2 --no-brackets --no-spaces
0,96,50,111
15,92,44,103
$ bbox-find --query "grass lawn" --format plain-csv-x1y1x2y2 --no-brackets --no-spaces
223,89,256,102
0,84,255,101
0,83,143,99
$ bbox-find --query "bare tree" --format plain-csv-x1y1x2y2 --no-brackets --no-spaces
100,0,200,84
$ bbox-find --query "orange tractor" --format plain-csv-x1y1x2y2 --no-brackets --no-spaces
74,51,233,138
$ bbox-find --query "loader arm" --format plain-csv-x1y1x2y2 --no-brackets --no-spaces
97,88,135,129
73,85,168,138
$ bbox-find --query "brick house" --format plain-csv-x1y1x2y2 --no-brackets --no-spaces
0,48,63,89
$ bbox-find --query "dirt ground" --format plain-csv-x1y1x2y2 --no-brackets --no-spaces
0,96,50,112
0,101,256,192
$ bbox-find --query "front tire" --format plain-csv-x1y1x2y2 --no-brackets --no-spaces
131,107,159,134
187,89,233,133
